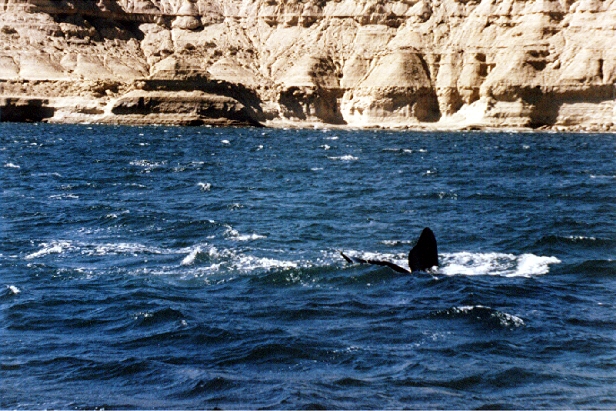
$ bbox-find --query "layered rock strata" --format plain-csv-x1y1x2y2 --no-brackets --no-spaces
0,0,615,130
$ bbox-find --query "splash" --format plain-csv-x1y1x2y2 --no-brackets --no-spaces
440,252,560,277
181,247,202,266
223,225,266,242
25,241,74,260
342,250,560,277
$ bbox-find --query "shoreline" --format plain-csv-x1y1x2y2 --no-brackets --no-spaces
3,116,614,134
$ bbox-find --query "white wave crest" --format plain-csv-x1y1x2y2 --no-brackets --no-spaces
180,244,304,274
440,252,560,277
25,241,73,259
328,155,358,161
224,225,266,242
7,285,21,295
448,305,525,327
343,250,560,277
233,255,298,272
87,242,165,256
181,247,202,266
4,163,20,168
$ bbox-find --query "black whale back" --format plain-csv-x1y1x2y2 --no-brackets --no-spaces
408,227,439,272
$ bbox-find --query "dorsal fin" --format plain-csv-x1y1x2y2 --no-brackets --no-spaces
408,227,438,272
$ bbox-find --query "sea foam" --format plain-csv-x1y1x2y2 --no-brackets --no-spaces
343,250,560,277
25,241,73,259
441,252,560,277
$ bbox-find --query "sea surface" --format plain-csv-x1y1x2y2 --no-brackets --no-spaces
1,124,615,409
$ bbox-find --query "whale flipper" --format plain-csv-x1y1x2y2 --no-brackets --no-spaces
408,227,438,272
340,227,438,273
364,259,411,274
340,252,410,274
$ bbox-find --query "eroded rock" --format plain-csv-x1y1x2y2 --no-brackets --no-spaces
0,0,615,129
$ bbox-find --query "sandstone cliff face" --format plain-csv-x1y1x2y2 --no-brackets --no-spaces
0,0,615,130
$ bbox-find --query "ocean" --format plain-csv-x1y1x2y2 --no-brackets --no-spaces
1,124,615,409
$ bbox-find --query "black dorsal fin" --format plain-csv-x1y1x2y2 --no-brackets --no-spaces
408,227,438,272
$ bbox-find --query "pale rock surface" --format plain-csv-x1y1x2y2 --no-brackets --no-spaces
0,0,615,130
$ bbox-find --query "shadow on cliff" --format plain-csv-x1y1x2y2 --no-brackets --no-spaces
527,85,615,129
0,98,55,123
36,0,152,41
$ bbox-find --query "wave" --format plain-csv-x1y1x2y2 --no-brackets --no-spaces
2,285,21,299
440,252,560,277
178,245,312,278
223,225,266,242
129,159,167,173
132,307,187,327
382,148,414,154
328,155,358,161
341,250,560,277
432,305,525,328
24,238,560,280
23,240,178,262
24,241,74,260
537,234,614,247
197,182,212,192
181,247,202,266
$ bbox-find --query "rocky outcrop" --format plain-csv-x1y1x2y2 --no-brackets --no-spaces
1,0,615,130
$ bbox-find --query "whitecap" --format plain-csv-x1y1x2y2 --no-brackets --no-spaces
221,140,230,145
7,285,21,295
129,159,166,172
223,225,266,242
514,254,561,276
320,145,331,150
198,182,212,192
233,255,298,272
179,245,309,276
567,235,596,241
181,247,202,266
4,163,20,169
89,242,165,256
328,155,358,161
235,233,267,241
25,241,73,260
439,305,525,328
379,239,413,246
49,194,79,200
440,252,560,277
104,210,129,220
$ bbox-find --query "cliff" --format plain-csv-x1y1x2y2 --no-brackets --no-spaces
1,0,615,130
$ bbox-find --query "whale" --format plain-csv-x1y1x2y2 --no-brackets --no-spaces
340,227,438,273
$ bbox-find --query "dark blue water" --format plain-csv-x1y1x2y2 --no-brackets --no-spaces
1,124,615,409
